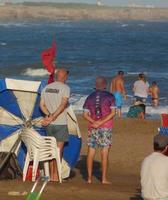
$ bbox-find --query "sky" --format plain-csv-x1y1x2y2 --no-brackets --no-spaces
7,0,168,8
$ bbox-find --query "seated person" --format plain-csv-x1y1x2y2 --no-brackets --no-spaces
127,101,145,119
141,134,168,200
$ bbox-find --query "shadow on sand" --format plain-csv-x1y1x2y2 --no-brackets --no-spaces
70,155,101,182
130,189,143,200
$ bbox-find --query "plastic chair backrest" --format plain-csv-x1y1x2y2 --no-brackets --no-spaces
21,129,57,161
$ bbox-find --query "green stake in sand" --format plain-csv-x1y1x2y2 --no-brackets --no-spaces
26,176,49,200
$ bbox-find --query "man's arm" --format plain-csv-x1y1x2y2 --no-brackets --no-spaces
92,108,116,128
83,111,95,124
40,98,50,116
41,97,69,126
51,97,69,121
110,79,115,93
110,80,113,93
120,80,127,99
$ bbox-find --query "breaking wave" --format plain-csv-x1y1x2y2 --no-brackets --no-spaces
23,68,48,77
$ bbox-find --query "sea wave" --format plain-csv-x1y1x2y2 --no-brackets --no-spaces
0,22,29,27
23,68,48,77
121,24,129,27
70,93,168,119
127,71,168,79
127,71,148,75
138,24,145,27
0,42,7,46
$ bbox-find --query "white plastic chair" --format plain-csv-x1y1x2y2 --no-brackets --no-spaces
21,128,62,183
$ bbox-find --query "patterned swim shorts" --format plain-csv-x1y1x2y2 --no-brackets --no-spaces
87,128,112,148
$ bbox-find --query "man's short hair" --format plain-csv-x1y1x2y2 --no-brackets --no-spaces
95,76,107,89
118,71,124,75
154,134,168,151
55,68,69,79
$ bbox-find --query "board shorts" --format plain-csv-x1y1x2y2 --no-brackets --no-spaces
46,124,69,142
87,128,112,148
114,92,123,108
134,96,147,104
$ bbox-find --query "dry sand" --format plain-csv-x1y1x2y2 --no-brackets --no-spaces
0,116,160,200
1,4,168,21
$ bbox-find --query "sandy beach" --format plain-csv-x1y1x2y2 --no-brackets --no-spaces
1,4,168,21
0,116,160,200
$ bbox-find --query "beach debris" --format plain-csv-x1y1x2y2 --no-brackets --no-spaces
8,191,28,196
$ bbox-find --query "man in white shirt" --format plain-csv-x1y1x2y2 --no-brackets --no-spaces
133,73,149,103
40,68,70,182
141,134,168,200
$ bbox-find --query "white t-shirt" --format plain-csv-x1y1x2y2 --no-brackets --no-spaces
133,80,149,98
141,152,168,200
41,81,70,125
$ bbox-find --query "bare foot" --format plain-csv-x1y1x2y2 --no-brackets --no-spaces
102,180,111,185
50,178,59,182
87,178,92,184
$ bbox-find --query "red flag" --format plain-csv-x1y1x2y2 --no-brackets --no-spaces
48,71,55,84
41,40,56,74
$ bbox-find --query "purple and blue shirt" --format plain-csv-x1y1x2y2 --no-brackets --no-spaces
83,90,116,129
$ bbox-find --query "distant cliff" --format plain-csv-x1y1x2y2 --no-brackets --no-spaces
1,4,168,21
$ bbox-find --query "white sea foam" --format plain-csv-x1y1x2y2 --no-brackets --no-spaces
0,42,7,46
23,68,48,77
138,24,145,27
70,93,168,119
122,105,168,118
49,21,73,28
121,24,129,27
0,22,29,27
127,71,168,79
127,71,148,75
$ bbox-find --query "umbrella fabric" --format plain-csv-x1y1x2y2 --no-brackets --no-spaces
0,78,47,169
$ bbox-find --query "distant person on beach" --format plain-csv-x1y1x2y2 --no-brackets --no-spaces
149,81,160,107
127,100,145,119
110,71,126,117
40,68,70,182
133,73,149,104
141,134,168,200
83,76,116,184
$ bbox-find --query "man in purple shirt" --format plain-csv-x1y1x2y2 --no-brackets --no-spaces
83,76,116,184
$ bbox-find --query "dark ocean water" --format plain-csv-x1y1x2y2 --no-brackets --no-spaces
0,20,168,116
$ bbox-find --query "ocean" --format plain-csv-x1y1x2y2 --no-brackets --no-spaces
0,20,168,118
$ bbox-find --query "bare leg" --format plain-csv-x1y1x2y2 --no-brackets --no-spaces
87,147,96,183
101,147,111,184
49,159,59,182
49,142,64,182
57,141,65,160
153,99,158,107
117,108,122,118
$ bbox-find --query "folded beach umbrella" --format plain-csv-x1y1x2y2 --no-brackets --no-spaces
0,78,47,169
0,78,81,178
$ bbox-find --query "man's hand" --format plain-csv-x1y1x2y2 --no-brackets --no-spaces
41,115,53,126
92,120,103,129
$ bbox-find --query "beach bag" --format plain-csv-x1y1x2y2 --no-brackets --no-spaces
0,152,22,180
